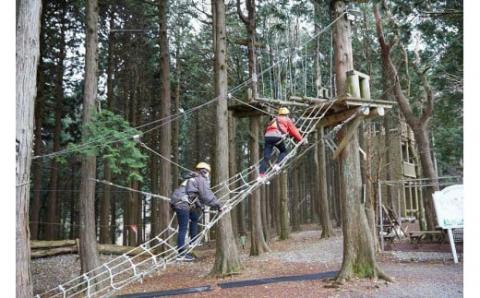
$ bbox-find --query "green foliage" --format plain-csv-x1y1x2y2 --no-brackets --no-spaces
66,110,148,182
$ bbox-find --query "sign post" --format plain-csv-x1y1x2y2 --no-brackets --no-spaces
432,184,463,264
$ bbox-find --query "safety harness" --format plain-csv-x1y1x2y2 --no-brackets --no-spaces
267,117,288,145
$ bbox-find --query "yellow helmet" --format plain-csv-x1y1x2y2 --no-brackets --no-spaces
195,162,211,172
278,107,290,115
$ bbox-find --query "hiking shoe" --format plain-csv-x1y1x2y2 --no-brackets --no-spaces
176,254,194,262
272,164,281,172
256,173,266,183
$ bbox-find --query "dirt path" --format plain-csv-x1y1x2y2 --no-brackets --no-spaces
32,226,463,297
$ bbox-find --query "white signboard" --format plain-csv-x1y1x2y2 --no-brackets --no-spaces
432,184,463,263
433,184,464,229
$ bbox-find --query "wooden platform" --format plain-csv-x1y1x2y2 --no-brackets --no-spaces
228,95,395,128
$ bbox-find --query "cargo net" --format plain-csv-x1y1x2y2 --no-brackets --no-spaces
37,96,365,298
34,10,365,297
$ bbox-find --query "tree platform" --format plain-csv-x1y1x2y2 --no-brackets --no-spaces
228,95,394,128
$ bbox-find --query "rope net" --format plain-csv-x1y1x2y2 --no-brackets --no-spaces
37,94,364,298
35,10,360,297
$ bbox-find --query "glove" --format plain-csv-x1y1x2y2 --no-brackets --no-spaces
214,202,224,212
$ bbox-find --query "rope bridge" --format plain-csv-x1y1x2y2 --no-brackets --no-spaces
36,94,363,298
34,10,368,297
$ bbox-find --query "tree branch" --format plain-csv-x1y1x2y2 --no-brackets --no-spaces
191,0,212,19
413,48,434,125
236,0,249,25
419,9,463,17
374,4,418,128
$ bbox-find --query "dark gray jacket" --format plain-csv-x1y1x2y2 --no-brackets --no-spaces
186,173,222,210
170,182,190,211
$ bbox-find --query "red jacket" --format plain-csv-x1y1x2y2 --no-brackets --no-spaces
264,116,303,142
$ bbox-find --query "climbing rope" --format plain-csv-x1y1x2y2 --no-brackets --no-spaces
33,11,347,162
36,11,361,298
37,98,363,298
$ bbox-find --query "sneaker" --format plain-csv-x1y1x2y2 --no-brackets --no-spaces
256,173,266,183
272,164,281,172
176,253,194,262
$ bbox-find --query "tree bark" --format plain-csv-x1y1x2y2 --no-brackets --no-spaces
45,0,66,240
279,171,289,240
149,131,159,239
153,0,172,242
228,112,239,238
317,128,335,237
100,7,115,245
69,161,78,239
211,0,242,276
127,71,140,246
30,1,48,241
374,4,439,230
172,34,181,186
78,0,100,274
360,121,379,250
291,167,300,231
237,0,270,256
16,0,42,296
331,0,390,282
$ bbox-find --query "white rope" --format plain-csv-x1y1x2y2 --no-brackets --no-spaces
33,12,347,162
91,179,170,202
103,263,121,290
123,255,138,277
37,12,355,298
139,142,195,174
58,285,66,298
83,274,91,298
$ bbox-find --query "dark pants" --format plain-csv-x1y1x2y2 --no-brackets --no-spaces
259,136,287,174
175,207,200,254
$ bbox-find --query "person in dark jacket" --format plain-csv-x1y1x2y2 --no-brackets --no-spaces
258,107,305,182
171,162,223,261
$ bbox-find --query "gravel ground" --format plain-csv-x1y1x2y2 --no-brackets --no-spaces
32,226,463,297
256,229,343,265
32,254,116,295
385,250,463,263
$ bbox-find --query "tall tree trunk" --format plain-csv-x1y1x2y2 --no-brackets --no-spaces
291,167,300,231
127,70,140,246
412,126,438,229
279,171,289,240
16,0,42,295
317,128,334,237
172,28,182,186
153,0,172,241
237,0,270,256
374,4,439,230
30,2,47,240
273,176,281,235
313,1,334,236
363,122,380,250
261,186,269,240
331,0,390,282
128,181,139,246
228,112,239,238
45,2,66,240
69,161,77,239
149,132,159,238
100,7,115,245
211,0,242,275
78,0,100,274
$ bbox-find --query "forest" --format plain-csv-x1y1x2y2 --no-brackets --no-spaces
16,0,463,297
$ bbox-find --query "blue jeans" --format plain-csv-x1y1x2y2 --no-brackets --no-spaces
260,136,287,174
175,208,200,254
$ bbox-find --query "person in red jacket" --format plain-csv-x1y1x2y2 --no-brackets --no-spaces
258,107,304,181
